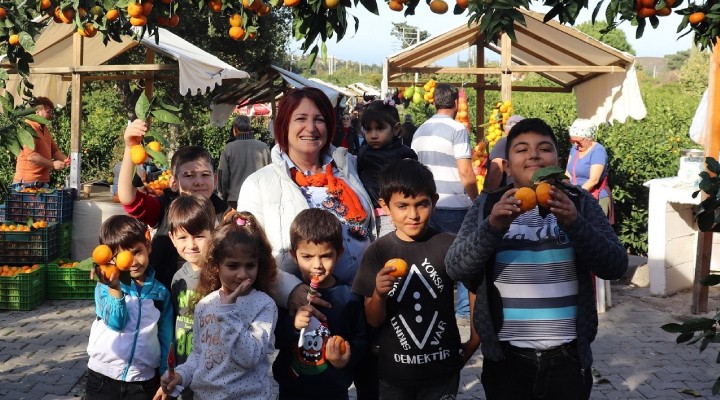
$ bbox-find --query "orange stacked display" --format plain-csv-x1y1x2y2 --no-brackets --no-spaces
45,259,95,300
144,169,173,196
0,264,45,310
455,88,471,133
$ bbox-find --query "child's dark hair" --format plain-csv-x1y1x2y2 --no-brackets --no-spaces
99,215,149,252
168,194,216,236
171,146,214,175
197,211,277,298
378,158,436,202
360,100,400,132
505,118,559,160
290,209,344,254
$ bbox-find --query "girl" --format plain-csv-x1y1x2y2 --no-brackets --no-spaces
357,99,418,237
156,211,278,400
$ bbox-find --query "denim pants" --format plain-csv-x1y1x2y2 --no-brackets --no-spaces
481,342,593,400
429,208,470,317
85,369,159,400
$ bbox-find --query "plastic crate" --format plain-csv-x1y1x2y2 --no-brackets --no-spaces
5,187,76,223
45,260,95,300
0,222,59,263
0,265,46,310
58,222,72,259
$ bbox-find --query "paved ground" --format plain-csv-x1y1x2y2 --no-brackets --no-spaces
2,279,720,399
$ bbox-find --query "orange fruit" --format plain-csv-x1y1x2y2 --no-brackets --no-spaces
284,0,300,7
115,250,134,271
130,15,147,25
40,0,52,10
229,26,246,40
388,0,403,10
168,13,179,26
242,0,260,9
639,0,655,8
323,0,339,8
78,23,97,38
515,187,537,212
127,2,143,17
131,144,147,164
656,6,670,16
141,1,153,16
8,34,20,46
386,258,408,278
456,0,468,7
335,335,347,354
0,7,6,19
429,0,448,14
147,141,162,152
229,13,243,27
637,7,655,18
106,9,120,20
535,182,552,209
93,244,114,265
208,0,222,12
99,264,119,281
689,11,705,24
257,3,271,16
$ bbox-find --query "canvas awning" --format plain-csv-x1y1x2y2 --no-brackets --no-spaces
382,9,647,126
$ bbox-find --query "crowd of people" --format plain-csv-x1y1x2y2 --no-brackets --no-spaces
68,83,626,400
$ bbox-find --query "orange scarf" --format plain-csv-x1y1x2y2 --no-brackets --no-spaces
291,163,368,223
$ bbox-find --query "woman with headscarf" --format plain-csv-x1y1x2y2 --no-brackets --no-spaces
565,118,612,218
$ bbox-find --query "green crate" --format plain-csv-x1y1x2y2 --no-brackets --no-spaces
45,260,95,300
0,221,59,263
0,265,46,310
58,222,72,259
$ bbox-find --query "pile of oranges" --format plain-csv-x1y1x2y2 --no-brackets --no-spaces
485,100,513,150
0,264,40,277
471,141,488,192
144,169,173,196
634,0,679,19
57,260,80,268
92,244,134,281
455,88,470,133
0,223,32,232
422,79,436,104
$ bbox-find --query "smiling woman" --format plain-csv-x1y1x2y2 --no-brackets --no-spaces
237,87,375,314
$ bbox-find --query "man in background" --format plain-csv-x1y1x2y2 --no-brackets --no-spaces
218,115,271,209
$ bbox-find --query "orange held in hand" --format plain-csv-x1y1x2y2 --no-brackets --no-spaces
535,182,552,209
99,264,119,281
386,258,408,278
115,250,134,271
93,244,114,265
335,336,347,355
130,144,147,165
514,187,537,212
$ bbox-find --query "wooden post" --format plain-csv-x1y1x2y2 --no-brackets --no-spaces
693,42,720,314
68,33,83,192
476,43,485,142
500,32,512,102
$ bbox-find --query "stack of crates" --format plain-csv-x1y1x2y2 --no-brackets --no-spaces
45,259,95,300
0,186,76,310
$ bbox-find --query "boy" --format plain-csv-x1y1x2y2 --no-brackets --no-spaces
168,194,216,400
273,208,367,400
86,215,174,400
445,118,628,400
351,158,479,399
118,119,231,289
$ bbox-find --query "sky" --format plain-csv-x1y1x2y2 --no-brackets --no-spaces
290,1,695,66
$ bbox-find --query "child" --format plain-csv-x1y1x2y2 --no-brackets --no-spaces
158,211,278,400
351,158,479,399
118,119,232,290
168,194,217,400
445,118,628,400
357,100,417,237
272,208,367,400
86,215,174,400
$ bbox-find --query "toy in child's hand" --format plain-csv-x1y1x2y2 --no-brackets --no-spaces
167,344,175,381
298,275,321,347
386,258,408,278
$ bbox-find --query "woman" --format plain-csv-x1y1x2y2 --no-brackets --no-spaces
565,118,612,218
238,87,375,310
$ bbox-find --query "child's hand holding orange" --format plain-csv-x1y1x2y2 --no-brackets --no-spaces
488,188,524,231
325,335,351,368
545,186,577,225
375,265,399,298
123,119,148,148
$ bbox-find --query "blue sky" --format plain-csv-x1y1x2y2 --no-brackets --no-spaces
291,2,694,66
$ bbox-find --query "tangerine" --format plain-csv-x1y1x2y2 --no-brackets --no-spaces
335,335,347,354
429,0,448,13
229,26,246,40
167,13,180,26
99,264,119,281
688,11,705,24
0,7,6,19
147,141,162,152
229,13,243,27
456,0,468,8
535,182,552,208
323,0,339,8
106,9,120,20
514,187,537,212
637,7,655,18
209,0,222,12
131,144,147,164
141,2,153,16
242,0,260,9
8,34,20,46
388,0,403,11
656,6,670,16
40,0,52,10
78,23,97,38
284,0,301,7
92,244,114,265
127,2,143,17
386,258,408,278
130,15,147,25
115,250,134,271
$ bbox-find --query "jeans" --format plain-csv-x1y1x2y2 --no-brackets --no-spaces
85,369,159,400
429,208,470,317
379,372,460,400
481,342,593,400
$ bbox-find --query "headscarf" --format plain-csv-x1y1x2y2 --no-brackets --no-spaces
569,118,596,139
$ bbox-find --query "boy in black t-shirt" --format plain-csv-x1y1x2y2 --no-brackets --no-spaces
352,159,480,399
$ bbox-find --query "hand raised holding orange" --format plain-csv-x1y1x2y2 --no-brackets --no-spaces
385,258,408,278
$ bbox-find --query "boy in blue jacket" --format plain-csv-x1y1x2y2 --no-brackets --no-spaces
86,215,174,400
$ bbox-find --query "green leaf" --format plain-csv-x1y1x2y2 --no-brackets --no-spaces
149,109,182,125
7,138,22,156
18,32,35,52
359,0,378,15
145,146,168,168
135,92,151,120
531,166,566,183
156,98,182,112
25,114,50,125
682,317,717,331
75,258,95,272
700,274,720,286
677,331,695,343
706,157,720,175
17,127,36,150
661,322,685,333
713,377,720,395
145,129,169,148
